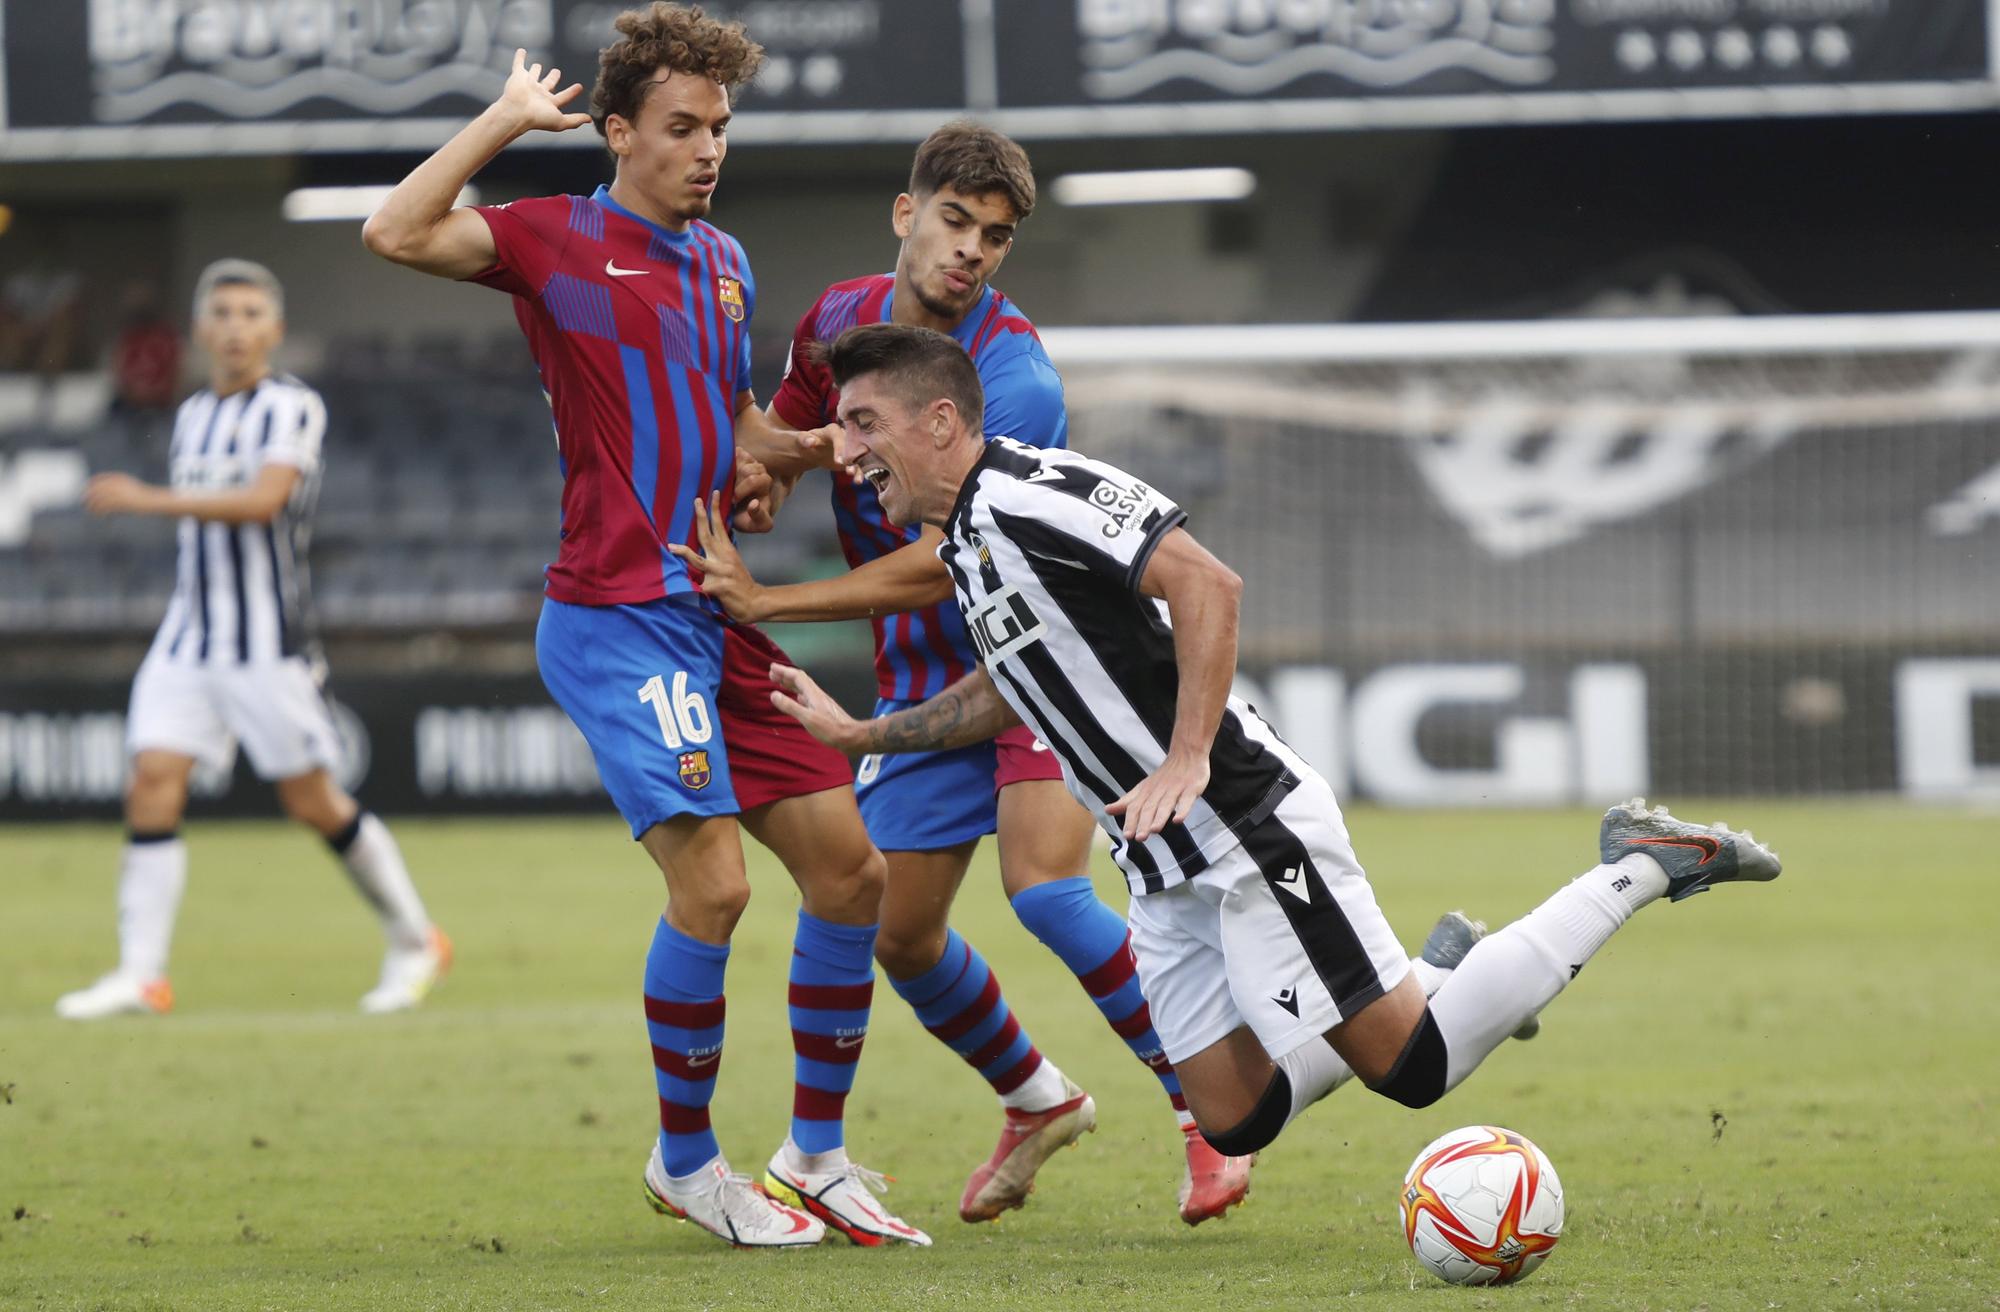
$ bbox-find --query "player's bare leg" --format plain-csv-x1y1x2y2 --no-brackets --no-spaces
636,813,827,1248
126,748,194,834
742,786,928,1246
55,749,193,1019
275,768,449,1013
995,780,1251,1224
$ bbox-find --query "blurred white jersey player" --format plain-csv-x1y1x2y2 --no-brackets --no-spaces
56,259,450,1020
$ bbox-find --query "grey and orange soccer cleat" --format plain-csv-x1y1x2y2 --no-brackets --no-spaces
1599,798,1782,902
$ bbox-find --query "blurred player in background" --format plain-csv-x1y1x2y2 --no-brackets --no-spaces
768,324,1784,1174
58,259,450,1020
363,5,925,1249
681,122,1253,1226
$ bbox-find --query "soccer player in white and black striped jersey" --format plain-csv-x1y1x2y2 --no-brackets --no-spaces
56,259,451,1020
762,323,1783,1160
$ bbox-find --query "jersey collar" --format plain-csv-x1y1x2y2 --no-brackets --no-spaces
883,281,995,350
945,437,1007,539
590,184,694,248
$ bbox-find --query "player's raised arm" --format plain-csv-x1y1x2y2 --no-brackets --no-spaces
1106,527,1244,841
733,391,841,481
84,464,300,526
361,49,590,278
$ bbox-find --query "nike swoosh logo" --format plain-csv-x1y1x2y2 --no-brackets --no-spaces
1024,467,1068,483
1632,835,1720,865
834,1035,866,1049
605,259,647,278
686,1051,720,1067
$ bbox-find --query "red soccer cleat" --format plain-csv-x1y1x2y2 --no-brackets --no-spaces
1177,1123,1253,1225
959,1079,1097,1222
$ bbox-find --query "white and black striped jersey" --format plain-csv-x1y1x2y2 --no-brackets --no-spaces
147,374,326,667
940,437,1303,896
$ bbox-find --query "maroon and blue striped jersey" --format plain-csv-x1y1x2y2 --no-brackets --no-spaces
771,274,1068,701
470,185,753,606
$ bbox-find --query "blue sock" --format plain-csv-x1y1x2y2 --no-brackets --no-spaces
1011,876,1190,1122
787,911,877,1156
888,929,1043,1097
643,918,729,1178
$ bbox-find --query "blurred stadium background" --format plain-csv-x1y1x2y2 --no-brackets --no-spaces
2,0,1997,821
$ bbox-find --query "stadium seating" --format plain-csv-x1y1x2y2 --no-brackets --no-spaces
0,333,836,637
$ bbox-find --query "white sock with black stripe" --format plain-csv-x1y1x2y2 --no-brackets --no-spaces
328,812,432,951
1429,855,1667,1089
118,830,187,981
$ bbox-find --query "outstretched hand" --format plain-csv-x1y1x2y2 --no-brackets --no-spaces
768,663,864,753
498,48,591,135
666,496,768,623
83,472,159,516
1104,751,1210,842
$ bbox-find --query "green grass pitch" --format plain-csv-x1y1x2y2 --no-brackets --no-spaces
3,804,1995,1310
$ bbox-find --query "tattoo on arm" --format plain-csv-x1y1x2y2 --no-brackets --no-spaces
859,671,1018,753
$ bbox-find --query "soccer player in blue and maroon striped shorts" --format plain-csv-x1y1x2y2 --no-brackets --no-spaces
364,4,923,1249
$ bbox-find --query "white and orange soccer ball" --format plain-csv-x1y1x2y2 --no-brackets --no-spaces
1400,1125,1564,1286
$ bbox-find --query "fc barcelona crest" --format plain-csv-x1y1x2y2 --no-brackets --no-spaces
678,750,712,790
718,277,745,323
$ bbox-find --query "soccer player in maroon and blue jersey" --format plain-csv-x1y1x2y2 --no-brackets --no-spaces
363,6,924,1249
677,124,1253,1225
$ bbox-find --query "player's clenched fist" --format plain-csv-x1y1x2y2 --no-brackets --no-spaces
496,47,592,135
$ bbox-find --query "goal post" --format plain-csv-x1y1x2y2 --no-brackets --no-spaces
1039,313,2000,805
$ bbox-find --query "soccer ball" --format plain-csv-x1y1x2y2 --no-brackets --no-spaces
1400,1125,1564,1286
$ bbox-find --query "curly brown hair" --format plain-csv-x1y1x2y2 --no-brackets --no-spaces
909,121,1036,222
590,3,765,135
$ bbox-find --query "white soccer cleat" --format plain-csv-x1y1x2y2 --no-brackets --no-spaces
763,1143,932,1247
55,973,174,1021
359,927,453,1014
643,1146,825,1249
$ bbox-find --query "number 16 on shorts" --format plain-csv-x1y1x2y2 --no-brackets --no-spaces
639,672,715,791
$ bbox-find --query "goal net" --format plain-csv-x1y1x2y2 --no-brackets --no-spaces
1039,315,2000,805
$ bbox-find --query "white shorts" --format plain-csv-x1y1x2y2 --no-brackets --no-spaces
1127,773,1411,1064
126,653,343,781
